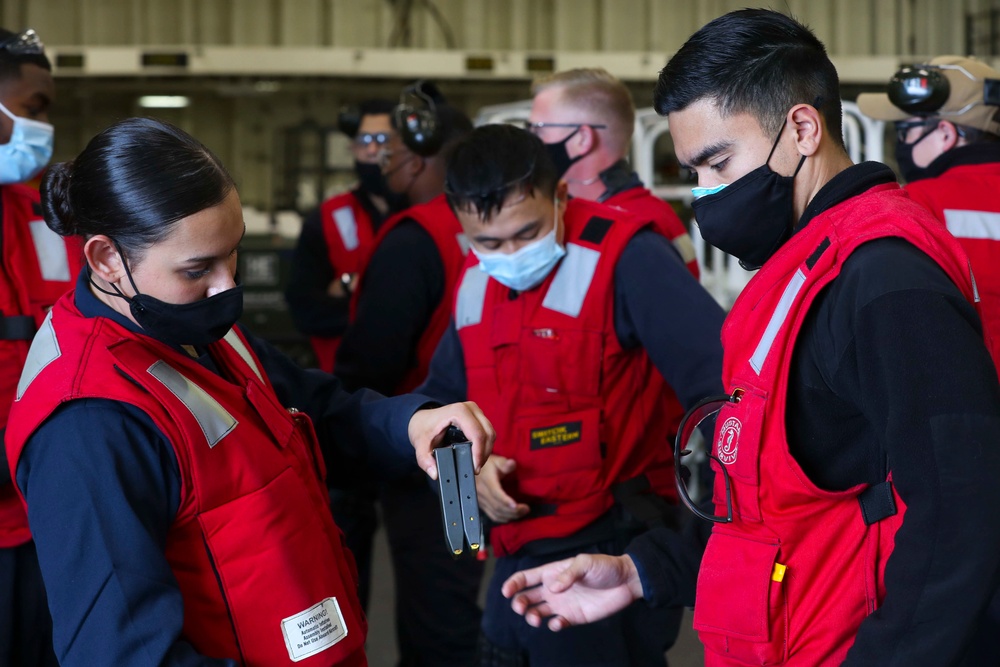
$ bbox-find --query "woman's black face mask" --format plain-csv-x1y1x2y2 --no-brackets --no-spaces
91,242,244,348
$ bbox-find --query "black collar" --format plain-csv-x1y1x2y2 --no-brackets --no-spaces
796,161,897,233
596,159,643,202
916,143,1000,181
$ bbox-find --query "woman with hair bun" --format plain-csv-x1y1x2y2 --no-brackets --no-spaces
4,117,494,667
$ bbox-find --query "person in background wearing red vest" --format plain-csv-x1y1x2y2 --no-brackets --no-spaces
502,9,1000,667
0,27,81,667
858,57,1000,365
418,123,725,666
333,81,483,666
285,98,401,375
527,67,699,278
5,116,494,667
284,98,401,628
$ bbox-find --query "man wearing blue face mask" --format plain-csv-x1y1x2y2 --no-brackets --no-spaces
419,124,725,666
0,26,80,667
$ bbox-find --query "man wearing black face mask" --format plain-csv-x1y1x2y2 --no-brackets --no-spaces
285,99,401,374
858,56,1000,363
528,68,700,277
502,10,1000,667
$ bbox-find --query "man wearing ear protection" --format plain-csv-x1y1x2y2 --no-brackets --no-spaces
333,82,485,666
528,68,699,278
0,27,81,667
858,56,1000,362
419,123,725,666
285,99,402,374
500,10,1000,666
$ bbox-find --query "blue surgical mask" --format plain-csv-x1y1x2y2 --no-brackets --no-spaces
691,183,728,199
473,196,566,292
0,101,53,185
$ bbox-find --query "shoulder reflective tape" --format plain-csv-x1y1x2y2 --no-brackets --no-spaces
672,233,698,266
147,360,237,448
16,311,59,401
332,206,360,251
29,220,71,282
222,329,264,382
455,267,489,330
749,268,807,375
542,243,600,318
456,232,471,256
944,209,1000,240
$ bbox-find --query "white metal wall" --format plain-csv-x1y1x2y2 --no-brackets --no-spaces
3,0,997,57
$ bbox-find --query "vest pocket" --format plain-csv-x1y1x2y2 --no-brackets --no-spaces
198,467,366,665
693,531,788,665
512,407,602,502
713,384,767,522
517,327,602,400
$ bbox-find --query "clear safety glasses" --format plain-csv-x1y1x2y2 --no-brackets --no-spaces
673,391,742,523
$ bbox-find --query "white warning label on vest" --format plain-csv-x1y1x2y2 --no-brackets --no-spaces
281,597,348,662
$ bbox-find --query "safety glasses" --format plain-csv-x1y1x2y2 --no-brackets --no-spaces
673,391,742,523
521,121,607,136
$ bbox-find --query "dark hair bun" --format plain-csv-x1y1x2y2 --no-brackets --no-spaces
40,162,77,237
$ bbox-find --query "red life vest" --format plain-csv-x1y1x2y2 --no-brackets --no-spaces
0,184,82,548
603,186,700,278
7,296,367,666
455,199,682,557
694,184,979,666
312,190,378,372
349,194,468,394
905,161,1000,366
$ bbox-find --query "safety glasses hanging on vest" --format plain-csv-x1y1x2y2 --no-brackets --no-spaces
674,392,743,523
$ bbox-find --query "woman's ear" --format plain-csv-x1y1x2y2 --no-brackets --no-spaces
84,235,124,284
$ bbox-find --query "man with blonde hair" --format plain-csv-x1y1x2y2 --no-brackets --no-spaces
528,68,699,276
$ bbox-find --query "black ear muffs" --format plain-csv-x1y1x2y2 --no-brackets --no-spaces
394,80,445,157
337,104,362,138
888,66,951,115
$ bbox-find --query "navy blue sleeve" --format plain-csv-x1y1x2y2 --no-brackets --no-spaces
626,512,713,608
334,220,445,394
283,206,351,338
613,229,726,409
415,320,468,405
243,327,432,481
16,399,235,667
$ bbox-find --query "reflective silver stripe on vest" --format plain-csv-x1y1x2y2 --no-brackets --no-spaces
332,206,359,251
29,220,71,282
944,209,1000,240
147,360,238,448
749,268,807,375
222,329,264,382
456,232,471,256
16,311,59,401
542,243,600,318
673,232,698,266
455,267,489,330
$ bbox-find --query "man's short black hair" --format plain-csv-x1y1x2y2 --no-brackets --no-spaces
653,9,844,147
0,28,51,85
357,99,396,117
445,124,557,222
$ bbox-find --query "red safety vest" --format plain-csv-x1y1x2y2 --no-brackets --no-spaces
603,186,700,278
906,160,1000,366
7,296,367,666
349,194,468,394
0,184,82,548
455,199,681,557
312,190,378,372
694,183,979,666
